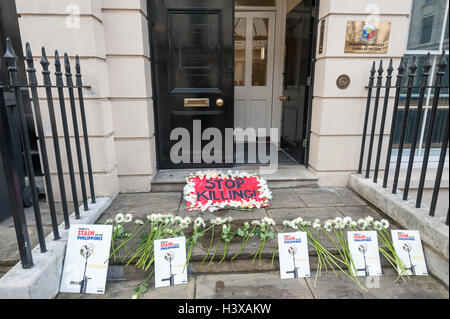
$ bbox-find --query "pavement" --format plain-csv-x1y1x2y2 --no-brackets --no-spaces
0,200,74,276
56,187,449,299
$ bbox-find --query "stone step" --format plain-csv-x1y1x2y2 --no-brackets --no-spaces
151,165,318,192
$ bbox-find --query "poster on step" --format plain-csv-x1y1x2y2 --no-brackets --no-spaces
391,230,428,276
347,231,382,277
154,236,188,288
278,232,311,279
60,224,113,294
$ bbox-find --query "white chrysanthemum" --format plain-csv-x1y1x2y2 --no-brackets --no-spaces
350,221,357,228
113,224,123,232
343,216,352,227
365,216,374,225
124,213,133,223
105,219,113,225
115,213,125,223
373,221,383,231
312,221,321,229
334,217,343,225
324,221,333,232
194,217,205,228
135,219,144,225
283,220,291,227
251,220,261,226
380,219,390,229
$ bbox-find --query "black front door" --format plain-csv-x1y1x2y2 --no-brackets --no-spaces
150,0,234,169
280,0,316,165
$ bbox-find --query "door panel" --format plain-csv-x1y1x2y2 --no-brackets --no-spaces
280,0,315,164
234,11,275,140
150,0,234,169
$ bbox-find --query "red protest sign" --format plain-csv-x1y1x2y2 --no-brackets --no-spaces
184,171,272,212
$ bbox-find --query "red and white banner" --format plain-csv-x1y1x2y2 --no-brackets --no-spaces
183,171,272,212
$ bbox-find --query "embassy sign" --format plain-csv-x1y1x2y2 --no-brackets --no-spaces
345,21,391,53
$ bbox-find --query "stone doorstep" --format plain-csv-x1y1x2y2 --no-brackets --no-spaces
0,197,112,299
151,166,319,192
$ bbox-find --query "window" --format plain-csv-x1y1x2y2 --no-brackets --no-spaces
396,0,449,163
420,16,433,43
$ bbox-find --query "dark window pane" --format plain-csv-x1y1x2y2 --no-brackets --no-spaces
421,16,434,43
236,0,275,6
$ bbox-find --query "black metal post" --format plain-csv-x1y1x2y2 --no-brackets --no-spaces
392,57,417,194
429,112,448,216
383,58,406,188
0,84,33,268
64,53,88,212
75,55,95,203
374,59,394,183
403,54,432,200
416,52,447,208
25,43,60,240
54,50,80,219
358,62,376,174
40,48,70,229
4,38,47,253
366,61,384,178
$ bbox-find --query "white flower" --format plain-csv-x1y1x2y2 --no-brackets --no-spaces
350,221,357,228
283,220,291,227
324,221,333,232
135,219,144,225
131,294,139,299
343,217,353,227
312,220,321,229
251,220,261,226
373,221,383,231
115,213,125,223
380,219,390,229
333,217,343,225
105,219,113,225
365,216,374,225
194,217,206,228
113,224,123,232
124,213,133,223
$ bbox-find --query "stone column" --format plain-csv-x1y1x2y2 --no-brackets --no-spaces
309,0,412,186
16,0,119,200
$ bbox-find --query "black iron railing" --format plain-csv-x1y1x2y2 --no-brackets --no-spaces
0,37,96,268
358,51,449,226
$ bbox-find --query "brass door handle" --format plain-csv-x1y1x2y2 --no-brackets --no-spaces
279,96,290,101
216,98,224,107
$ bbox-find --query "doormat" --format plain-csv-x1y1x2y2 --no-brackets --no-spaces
183,171,272,212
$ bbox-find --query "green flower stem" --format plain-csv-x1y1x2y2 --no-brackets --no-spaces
219,242,229,263
209,236,221,265
201,226,215,266
271,226,287,267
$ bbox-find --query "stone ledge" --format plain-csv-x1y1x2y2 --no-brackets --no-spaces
348,174,449,287
0,197,112,299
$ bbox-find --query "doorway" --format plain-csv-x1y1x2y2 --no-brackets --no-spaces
234,11,276,138
280,0,317,165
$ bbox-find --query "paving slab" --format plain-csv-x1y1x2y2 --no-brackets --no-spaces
305,267,449,299
97,193,182,223
0,200,74,265
266,188,306,209
294,187,366,207
195,272,314,299
57,278,196,299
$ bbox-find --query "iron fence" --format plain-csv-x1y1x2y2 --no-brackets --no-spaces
0,37,96,268
358,51,449,226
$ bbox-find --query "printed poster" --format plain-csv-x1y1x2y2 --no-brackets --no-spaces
347,231,382,277
154,236,188,288
391,230,428,276
278,232,311,279
60,224,112,294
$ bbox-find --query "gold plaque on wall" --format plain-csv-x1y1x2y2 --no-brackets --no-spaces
345,21,391,54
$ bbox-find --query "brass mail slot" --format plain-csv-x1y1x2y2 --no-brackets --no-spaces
184,98,210,108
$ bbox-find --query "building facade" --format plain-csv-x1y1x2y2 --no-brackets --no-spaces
9,0,449,213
